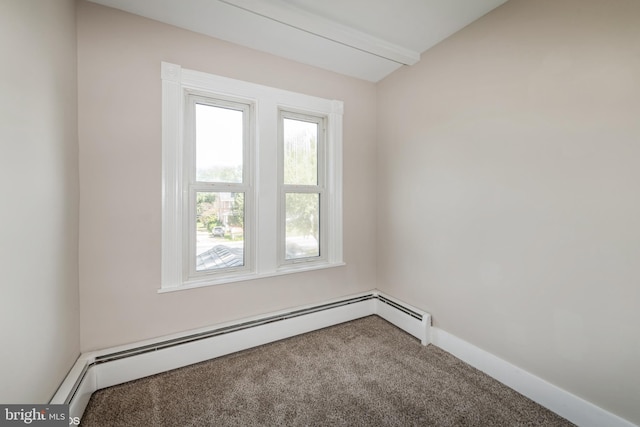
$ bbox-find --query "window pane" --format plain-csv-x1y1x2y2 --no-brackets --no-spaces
196,192,244,271
283,118,317,185
285,193,319,260
196,103,243,183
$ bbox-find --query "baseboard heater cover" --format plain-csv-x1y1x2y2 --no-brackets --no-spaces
50,290,429,421
95,294,377,365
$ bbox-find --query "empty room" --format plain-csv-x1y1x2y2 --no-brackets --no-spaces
1,0,638,425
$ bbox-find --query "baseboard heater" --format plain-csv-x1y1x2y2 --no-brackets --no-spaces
50,290,430,421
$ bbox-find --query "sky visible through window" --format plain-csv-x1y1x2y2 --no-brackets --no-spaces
195,103,243,183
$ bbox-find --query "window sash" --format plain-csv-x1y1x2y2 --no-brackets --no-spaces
278,110,327,266
184,93,253,280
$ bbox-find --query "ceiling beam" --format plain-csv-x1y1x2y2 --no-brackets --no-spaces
218,0,421,65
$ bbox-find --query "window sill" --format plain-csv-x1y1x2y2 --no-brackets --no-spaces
157,261,346,294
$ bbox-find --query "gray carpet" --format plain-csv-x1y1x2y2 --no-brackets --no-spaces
81,316,574,426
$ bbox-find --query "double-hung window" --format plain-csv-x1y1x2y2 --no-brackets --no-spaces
279,111,325,264
161,62,343,291
186,95,252,280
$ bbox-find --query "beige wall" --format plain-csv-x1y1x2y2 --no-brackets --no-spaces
377,0,640,423
0,0,80,403
77,2,378,351
26,0,635,422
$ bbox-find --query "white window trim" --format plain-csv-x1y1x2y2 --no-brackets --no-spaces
160,62,344,292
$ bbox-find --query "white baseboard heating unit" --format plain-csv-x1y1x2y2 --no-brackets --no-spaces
50,290,430,421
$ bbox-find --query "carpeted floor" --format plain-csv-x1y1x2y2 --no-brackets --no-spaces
81,316,574,426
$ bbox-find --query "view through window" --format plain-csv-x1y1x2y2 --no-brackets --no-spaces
282,116,322,260
192,102,247,273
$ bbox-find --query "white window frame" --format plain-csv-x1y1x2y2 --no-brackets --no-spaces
184,93,254,281
278,110,327,267
161,62,344,292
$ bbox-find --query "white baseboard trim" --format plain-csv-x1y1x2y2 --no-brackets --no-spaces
53,292,634,427
431,327,637,427
50,290,429,421
373,291,431,345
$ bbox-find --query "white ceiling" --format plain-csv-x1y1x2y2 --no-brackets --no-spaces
87,0,508,82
